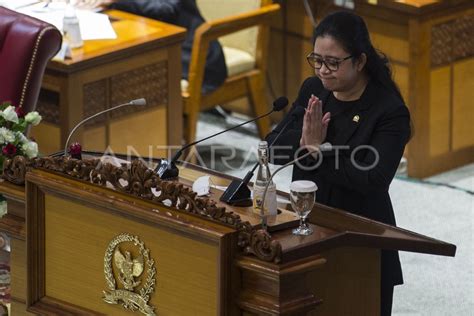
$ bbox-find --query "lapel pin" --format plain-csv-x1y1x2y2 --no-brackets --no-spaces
353,115,360,122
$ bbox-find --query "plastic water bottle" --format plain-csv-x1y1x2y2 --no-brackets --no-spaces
63,5,83,48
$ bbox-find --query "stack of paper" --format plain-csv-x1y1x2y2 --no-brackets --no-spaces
2,1,116,40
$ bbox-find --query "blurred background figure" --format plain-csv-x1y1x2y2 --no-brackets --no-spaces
92,0,227,94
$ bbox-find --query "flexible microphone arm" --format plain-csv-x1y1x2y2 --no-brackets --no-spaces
156,96,289,180
170,108,274,164
63,98,146,157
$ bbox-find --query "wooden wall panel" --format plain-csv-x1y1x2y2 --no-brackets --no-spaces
268,30,285,99
286,35,314,103
285,0,314,38
30,123,61,156
44,195,219,316
366,19,409,64
429,66,451,156
30,108,167,157
109,107,168,158
83,126,107,153
392,64,409,104
452,58,474,150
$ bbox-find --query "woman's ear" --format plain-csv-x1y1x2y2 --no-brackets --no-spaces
357,53,367,72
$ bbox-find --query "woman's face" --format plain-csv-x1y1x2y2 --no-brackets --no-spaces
313,35,364,92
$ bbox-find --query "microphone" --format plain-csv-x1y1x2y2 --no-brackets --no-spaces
63,98,146,157
156,96,289,179
220,106,305,206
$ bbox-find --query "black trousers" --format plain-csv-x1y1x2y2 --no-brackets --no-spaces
381,282,394,316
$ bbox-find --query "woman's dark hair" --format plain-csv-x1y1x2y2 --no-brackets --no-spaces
313,11,404,102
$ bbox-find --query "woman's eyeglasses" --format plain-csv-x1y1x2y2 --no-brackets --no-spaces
306,53,353,71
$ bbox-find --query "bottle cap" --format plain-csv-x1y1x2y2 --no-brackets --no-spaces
258,140,268,149
290,180,318,193
64,4,77,18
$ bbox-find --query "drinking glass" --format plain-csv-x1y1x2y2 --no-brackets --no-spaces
290,180,317,236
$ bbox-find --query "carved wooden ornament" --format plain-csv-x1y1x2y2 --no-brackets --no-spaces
2,156,282,263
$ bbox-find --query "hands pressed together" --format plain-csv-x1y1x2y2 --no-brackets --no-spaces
300,94,331,151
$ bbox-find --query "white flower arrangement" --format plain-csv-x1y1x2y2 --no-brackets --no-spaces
0,101,42,217
0,101,41,165
25,111,42,126
1,105,19,124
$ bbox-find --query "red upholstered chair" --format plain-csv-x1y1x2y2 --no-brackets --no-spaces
0,6,62,113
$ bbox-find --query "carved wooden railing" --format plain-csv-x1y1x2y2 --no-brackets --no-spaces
2,155,282,263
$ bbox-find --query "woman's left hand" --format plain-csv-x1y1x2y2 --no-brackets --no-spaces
300,94,331,150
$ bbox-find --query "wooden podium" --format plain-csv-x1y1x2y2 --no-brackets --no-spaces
0,155,456,315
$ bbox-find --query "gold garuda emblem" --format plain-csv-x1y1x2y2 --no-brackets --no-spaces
103,233,157,315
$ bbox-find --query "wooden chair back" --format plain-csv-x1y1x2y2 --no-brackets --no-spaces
183,0,280,144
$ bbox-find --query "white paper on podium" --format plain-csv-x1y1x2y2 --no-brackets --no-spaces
76,10,116,40
193,175,211,196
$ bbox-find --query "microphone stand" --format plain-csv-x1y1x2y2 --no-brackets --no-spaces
63,98,146,157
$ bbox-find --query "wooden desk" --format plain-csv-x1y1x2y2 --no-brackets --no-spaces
32,10,186,158
269,0,474,178
0,154,455,315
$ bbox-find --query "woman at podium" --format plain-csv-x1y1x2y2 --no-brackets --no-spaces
266,11,411,316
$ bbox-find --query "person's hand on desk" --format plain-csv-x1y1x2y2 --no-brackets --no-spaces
300,94,331,155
